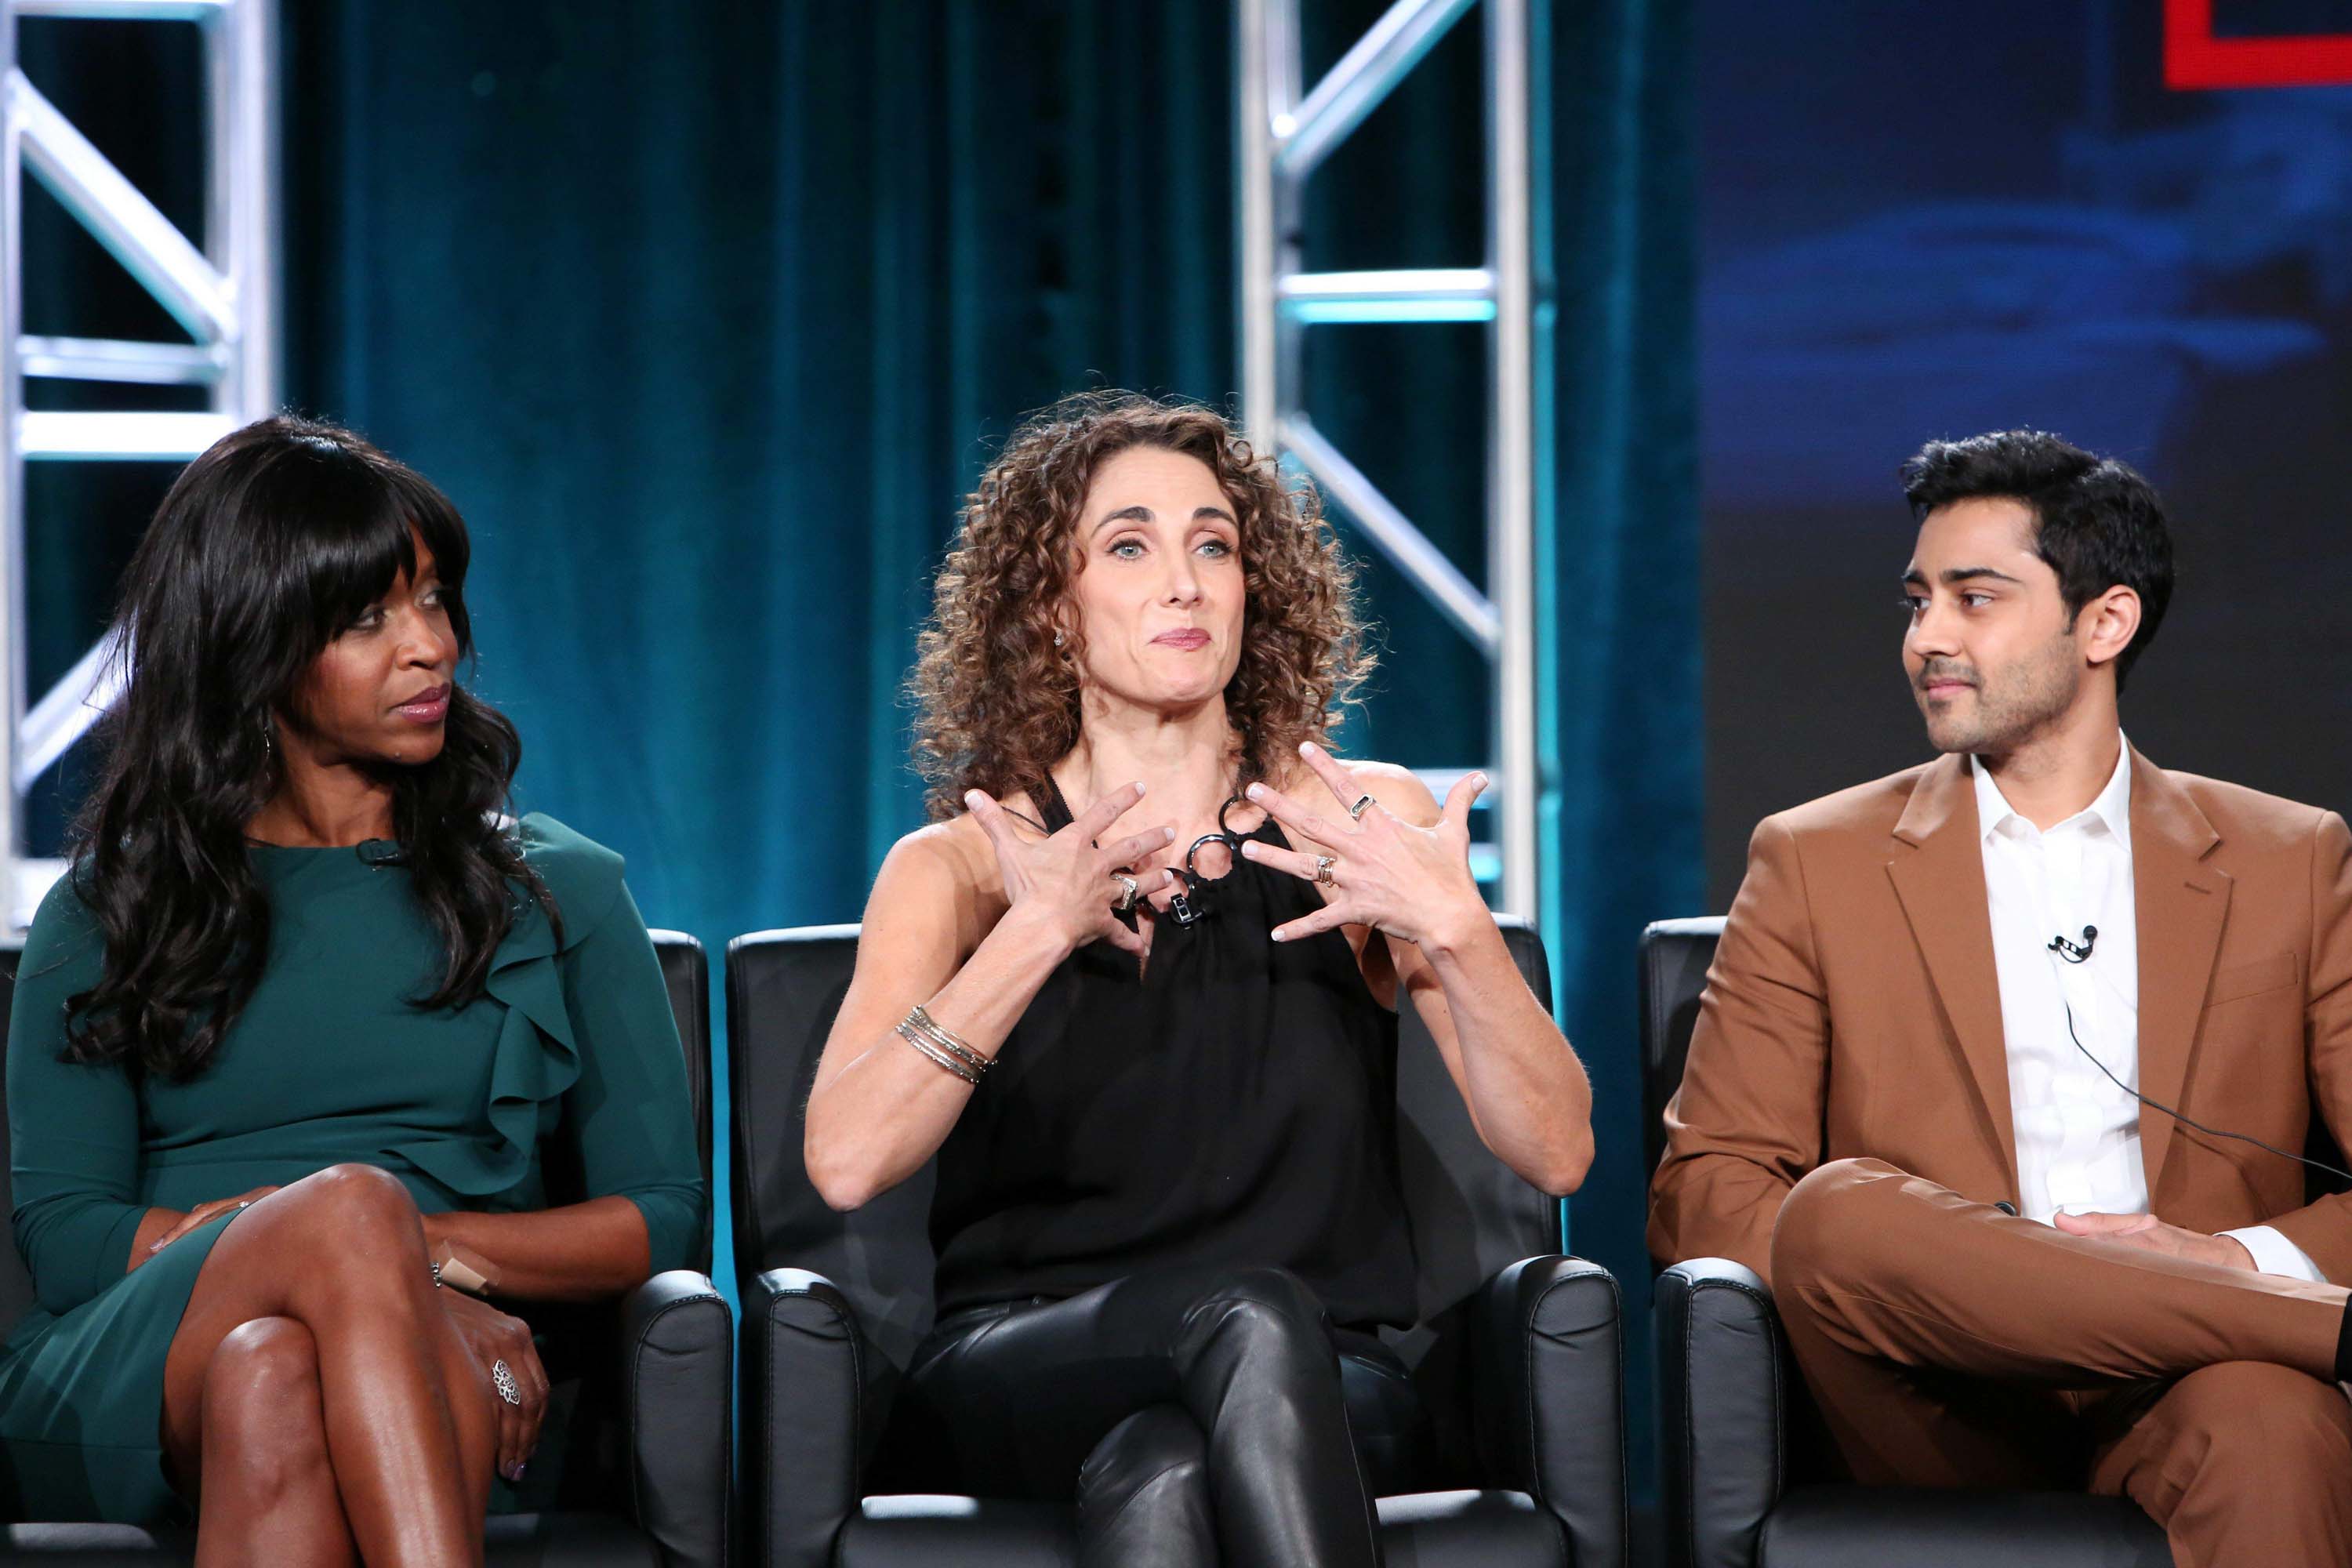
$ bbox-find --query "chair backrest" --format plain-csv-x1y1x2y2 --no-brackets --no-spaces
1636,915,2351,1197
1639,917,1724,1180
728,919,1563,1370
646,929,715,1209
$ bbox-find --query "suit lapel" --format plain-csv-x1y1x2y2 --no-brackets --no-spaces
2129,751,2230,1197
1886,753,2018,1183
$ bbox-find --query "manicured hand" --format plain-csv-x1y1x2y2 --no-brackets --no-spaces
1241,742,1489,947
144,1186,278,1256
2052,1210,2255,1271
441,1287,550,1483
966,782,1176,958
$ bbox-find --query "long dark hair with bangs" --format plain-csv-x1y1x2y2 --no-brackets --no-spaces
64,414,555,1081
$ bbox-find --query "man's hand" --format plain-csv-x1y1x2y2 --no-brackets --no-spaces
2052,1210,2255,1271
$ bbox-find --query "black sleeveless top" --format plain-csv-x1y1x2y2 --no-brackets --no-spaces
930,777,1418,1330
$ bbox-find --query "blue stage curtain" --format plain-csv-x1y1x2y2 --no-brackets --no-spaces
283,1,1235,927
278,1,1695,1465
1544,0,1700,1490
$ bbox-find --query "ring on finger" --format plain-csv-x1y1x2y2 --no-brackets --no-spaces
492,1359,522,1407
1112,873,1140,913
1347,793,1377,822
1313,854,1338,887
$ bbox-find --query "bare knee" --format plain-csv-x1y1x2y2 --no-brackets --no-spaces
285,1163,419,1231
274,1165,426,1280
201,1318,328,1496
255,1166,440,1324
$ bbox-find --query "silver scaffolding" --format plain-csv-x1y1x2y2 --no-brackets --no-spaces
1236,0,1545,923
1,0,277,929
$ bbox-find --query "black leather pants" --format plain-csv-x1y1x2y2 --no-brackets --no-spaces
896,1263,1418,1567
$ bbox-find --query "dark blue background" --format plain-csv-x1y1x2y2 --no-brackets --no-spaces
1701,0,2352,898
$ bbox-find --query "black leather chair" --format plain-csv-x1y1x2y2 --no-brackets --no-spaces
731,918,1628,1568
0,929,730,1567
1641,916,2177,1568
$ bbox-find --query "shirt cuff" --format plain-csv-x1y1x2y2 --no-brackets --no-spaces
2219,1224,2328,1282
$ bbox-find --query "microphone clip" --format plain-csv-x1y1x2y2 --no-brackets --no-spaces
2047,925,2098,964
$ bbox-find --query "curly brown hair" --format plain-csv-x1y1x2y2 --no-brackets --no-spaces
910,390,1374,820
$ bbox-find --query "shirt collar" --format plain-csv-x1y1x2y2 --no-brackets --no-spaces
1971,733,2133,851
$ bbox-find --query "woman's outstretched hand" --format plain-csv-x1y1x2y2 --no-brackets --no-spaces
440,1287,550,1484
1242,742,1490,948
965,782,1177,958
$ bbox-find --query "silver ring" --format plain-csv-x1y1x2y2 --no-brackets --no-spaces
1347,793,1376,822
492,1359,521,1407
1313,854,1337,887
1112,873,1140,913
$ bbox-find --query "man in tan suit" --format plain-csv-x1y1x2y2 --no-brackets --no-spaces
1652,430,2352,1566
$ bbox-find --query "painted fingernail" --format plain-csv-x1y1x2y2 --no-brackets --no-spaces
1133,780,1147,793
963,790,982,809
1246,783,1265,800
1299,741,1316,756
1240,842,1259,857
1271,927,1290,942
1164,827,1177,842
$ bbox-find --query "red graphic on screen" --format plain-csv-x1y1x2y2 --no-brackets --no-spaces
2165,0,2352,88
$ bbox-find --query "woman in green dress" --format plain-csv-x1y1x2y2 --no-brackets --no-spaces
1,416,704,1565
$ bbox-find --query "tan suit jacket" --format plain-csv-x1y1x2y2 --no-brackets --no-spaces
1650,746,2352,1288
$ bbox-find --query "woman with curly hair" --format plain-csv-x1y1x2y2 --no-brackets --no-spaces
804,391,1592,1566
1,417,702,1562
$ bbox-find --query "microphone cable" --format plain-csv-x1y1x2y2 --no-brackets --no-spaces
2059,995,2352,1187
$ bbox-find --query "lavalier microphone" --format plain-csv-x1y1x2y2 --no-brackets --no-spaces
2042,921,2352,1188
2047,925,2097,964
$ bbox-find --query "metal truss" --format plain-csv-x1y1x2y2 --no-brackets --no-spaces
2,0,276,927
1237,0,1546,920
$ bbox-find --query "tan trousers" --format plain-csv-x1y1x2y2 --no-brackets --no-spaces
1770,1159,2352,1568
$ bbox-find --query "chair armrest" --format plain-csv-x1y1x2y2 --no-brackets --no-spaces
745,1266,895,1568
1470,1254,1627,1568
618,1269,732,1568
1654,1257,1785,1568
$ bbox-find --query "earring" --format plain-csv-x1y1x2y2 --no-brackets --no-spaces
1053,630,1066,648
257,712,276,760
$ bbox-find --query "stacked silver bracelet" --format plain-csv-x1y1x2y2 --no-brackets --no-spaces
897,1004,991,1086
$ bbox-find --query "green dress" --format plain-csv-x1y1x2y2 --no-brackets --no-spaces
0,815,705,1523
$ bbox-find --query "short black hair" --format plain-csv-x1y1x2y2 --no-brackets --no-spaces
1901,430,2175,691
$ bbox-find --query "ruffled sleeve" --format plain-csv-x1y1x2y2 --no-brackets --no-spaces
390,815,705,1273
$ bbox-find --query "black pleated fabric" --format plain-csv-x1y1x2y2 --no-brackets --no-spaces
931,776,1417,1330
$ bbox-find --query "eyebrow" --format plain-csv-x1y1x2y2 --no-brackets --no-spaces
1900,565,2026,587
1091,504,1240,534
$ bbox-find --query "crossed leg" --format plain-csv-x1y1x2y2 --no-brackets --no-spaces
1075,1405,1216,1567
1772,1158,2352,1566
902,1263,1382,1566
160,1163,501,1567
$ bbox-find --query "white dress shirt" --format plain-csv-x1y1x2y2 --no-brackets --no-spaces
1973,740,2320,1279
